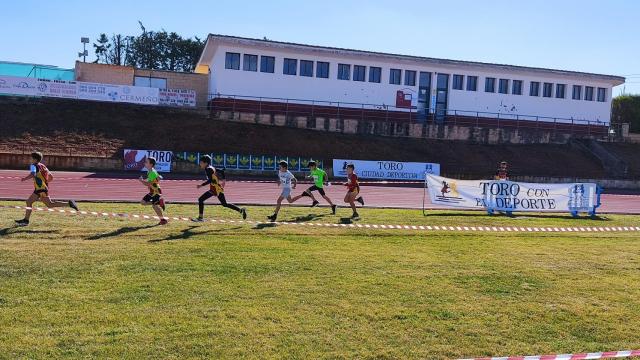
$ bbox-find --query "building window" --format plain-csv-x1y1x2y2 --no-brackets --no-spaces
466,76,477,91
498,79,509,94
404,70,416,86
260,56,275,73
512,80,523,95
369,67,381,83
316,61,329,78
452,74,464,90
556,84,566,99
283,58,297,75
337,64,351,80
530,81,540,96
134,76,167,88
485,77,496,93
389,69,401,85
353,65,366,82
543,82,553,97
243,54,258,71
585,86,594,101
225,52,240,70
300,60,313,77
572,85,582,100
597,87,606,102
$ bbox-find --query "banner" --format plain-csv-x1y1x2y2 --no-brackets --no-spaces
426,174,600,214
159,89,196,107
123,149,173,172
35,78,78,98
0,75,38,96
1,75,173,106
333,159,440,179
78,82,159,105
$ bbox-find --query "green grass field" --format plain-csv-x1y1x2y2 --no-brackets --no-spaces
1,200,639,359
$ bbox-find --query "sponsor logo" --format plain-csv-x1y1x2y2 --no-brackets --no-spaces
14,81,35,89
38,82,47,93
123,150,147,170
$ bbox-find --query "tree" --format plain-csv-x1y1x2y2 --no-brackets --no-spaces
93,22,204,72
612,95,640,133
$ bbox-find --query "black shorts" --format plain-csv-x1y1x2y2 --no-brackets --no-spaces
33,189,48,198
143,193,161,205
306,185,325,196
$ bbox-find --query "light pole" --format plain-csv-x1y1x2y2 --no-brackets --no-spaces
79,37,89,62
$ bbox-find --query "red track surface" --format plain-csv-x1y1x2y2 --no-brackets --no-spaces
1,170,639,214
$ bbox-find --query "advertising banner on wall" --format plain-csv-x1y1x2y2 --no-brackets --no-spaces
159,89,196,107
426,174,600,214
78,82,159,105
35,78,78,98
0,75,38,96
123,149,173,172
333,159,440,180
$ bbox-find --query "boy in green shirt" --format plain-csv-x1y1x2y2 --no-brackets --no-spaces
291,160,336,214
138,157,168,225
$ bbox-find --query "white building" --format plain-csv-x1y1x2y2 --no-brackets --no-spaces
195,34,624,126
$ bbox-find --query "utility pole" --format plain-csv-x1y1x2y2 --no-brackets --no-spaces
79,37,89,62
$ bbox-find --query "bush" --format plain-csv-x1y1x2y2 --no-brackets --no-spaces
612,95,640,133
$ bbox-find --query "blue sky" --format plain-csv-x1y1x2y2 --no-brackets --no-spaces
1,0,638,95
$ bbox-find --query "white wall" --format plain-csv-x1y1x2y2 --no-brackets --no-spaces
205,41,615,124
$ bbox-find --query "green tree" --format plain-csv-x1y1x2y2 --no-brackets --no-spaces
612,95,640,133
94,22,204,72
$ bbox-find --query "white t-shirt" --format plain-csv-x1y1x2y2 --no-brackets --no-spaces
279,170,295,189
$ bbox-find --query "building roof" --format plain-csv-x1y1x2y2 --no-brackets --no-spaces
199,34,625,85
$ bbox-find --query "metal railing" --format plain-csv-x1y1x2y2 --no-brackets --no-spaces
207,93,611,137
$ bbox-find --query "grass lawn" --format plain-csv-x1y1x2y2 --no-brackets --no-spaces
1,201,639,359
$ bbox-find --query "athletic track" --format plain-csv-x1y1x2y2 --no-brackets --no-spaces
1,170,639,214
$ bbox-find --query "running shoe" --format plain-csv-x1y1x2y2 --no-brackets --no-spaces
68,200,79,211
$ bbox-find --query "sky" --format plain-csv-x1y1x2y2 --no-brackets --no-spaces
1,0,638,95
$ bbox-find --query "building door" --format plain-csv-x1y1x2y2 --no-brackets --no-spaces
435,73,449,123
417,72,431,121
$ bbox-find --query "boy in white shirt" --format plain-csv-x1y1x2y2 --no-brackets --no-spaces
267,161,297,222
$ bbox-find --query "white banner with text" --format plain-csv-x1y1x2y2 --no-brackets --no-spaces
426,174,600,214
123,149,173,172
333,159,440,180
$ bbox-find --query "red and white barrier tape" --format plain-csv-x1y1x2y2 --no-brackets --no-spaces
2,205,639,233
0,175,422,185
460,349,640,360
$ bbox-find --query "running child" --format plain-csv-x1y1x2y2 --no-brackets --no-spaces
343,163,365,219
291,160,336,214
192,155,247,221
267,161,298,222
15,151,79,226
138,157,168,225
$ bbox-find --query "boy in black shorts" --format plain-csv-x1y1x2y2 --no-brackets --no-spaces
192,155,247,221
138,157,167,225
291,161,336,214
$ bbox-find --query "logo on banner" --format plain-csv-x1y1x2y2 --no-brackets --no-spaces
124,150,147,171
38,83,47,93
437,180,464,204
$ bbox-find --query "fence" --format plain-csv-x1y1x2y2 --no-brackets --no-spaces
207,93,611,137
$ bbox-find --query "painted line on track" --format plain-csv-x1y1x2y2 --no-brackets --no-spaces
2,205,639,233
460,349,640,360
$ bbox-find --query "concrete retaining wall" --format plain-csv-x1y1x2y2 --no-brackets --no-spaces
212,111,578,144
